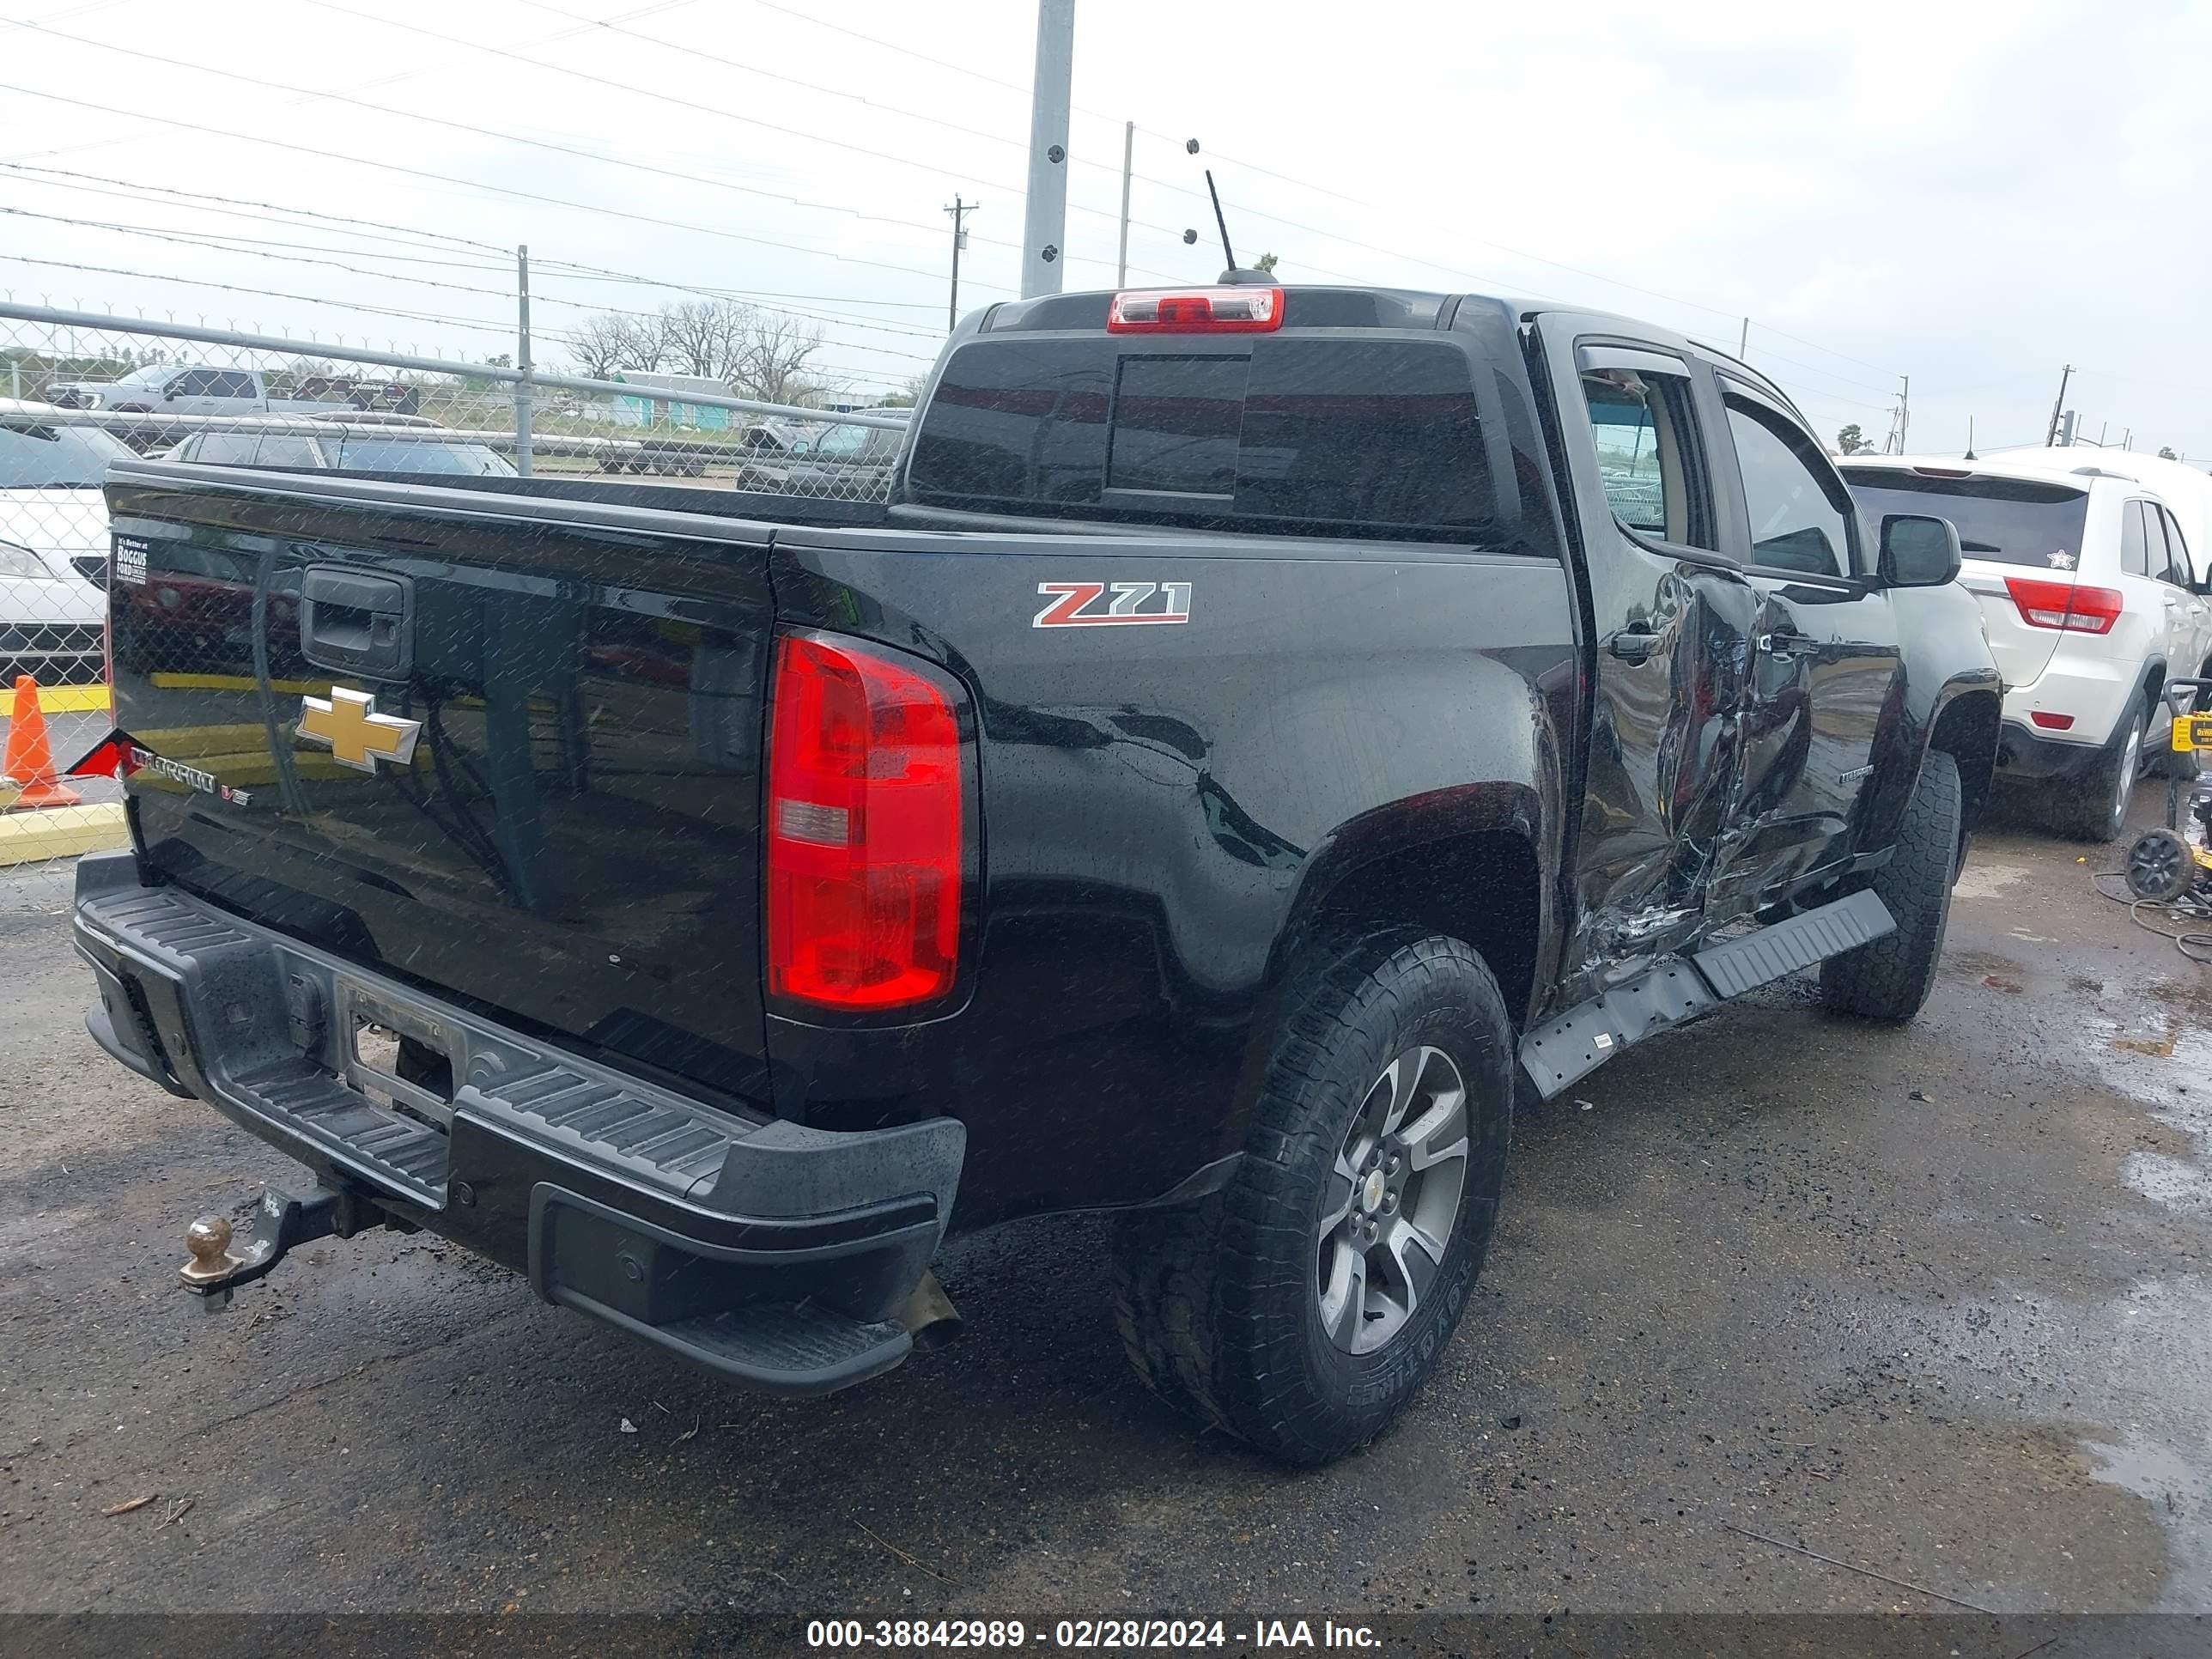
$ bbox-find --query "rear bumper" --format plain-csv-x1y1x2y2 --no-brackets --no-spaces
1995,716,2117,783
2000,659,2135,750
71,849,963,1397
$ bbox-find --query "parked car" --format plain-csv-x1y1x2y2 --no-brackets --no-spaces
46,364,330,417
735,410,909,498
46,365,419,418
1842,453,2212,838
167,426,514,477
0,399,130,681
77,282,2000,1465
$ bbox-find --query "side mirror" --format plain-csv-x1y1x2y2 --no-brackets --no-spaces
1880,514,1963,587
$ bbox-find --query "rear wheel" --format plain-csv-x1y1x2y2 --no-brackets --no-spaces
2060,701,2147,842
1109,932,1513,1465
1820,750,1961,1023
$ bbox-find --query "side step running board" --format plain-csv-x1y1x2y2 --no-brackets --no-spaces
1518,889,1894,1101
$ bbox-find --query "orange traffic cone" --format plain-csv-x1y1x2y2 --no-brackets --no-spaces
3,675,83,809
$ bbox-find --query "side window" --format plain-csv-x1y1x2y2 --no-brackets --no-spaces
256,436,320,468
186,433,260,466
2156,507,2194,587
1723,392,1853,578
167,371,209,398
2140,503,2172,584
2120,501,2153,577
1578,365,1712,549
216,372,258,400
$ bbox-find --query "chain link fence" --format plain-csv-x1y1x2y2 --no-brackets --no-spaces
1,302,919,889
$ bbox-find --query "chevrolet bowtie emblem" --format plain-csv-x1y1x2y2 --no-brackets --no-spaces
297,687,422,774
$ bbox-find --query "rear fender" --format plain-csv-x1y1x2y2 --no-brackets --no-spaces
1217,786,1551,1158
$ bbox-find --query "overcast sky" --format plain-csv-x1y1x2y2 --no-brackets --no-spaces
1,0,2208,457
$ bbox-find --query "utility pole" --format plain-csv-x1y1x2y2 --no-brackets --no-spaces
1885,374,1910,454
945,198,975,331
1116,120,1134,287
2045,363,2074,447
1738,317,1749,359
1020,0,1074,299
514,243,532,478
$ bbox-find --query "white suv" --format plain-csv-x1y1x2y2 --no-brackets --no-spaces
1843,453,2212,840
0,401,131,684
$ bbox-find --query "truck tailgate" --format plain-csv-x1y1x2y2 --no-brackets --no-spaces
105,465,778,1103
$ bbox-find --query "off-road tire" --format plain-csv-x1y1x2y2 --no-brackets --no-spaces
1109,932,1514,1466
1820,750,1961,1022
2061,700,2147,842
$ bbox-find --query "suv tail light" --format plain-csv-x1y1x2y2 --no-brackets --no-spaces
1107,286,1285,334
767,633,963,1012
2004,576,2124,635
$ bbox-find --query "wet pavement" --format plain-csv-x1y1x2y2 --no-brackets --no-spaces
1,799,2206,1636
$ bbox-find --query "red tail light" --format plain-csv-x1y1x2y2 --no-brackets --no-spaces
2004,576,2124,635
767,633,963,1012
1107,285,1285,334
2028,710,2075,730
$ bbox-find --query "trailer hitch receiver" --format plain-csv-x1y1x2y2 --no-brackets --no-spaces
178,1182,386,1309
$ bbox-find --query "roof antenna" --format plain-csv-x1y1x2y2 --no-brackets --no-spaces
1204,168,1238,272
1963,416,1976,461
1201,167,1272,285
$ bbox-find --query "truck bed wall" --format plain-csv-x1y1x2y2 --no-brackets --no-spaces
764,524,1576,1226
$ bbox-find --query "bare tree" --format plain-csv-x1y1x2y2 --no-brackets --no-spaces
568,314,635,380
566,301,827,402
732,310,827,405
658,301,749,380
567,312,670,380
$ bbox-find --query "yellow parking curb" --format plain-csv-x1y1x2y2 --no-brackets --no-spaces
150,673,330,695
33,685,111,714
0,801,129,865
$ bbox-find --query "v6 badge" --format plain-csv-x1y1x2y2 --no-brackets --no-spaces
1033,580,1192,628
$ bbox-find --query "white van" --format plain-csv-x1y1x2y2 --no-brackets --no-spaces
1842,453,2212,840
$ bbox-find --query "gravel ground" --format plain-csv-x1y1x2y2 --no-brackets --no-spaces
1,798,2207,1652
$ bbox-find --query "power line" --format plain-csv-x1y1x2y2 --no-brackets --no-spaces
0,161,519,259
0,252,521,338
0,0,704,169
501,0,1204,255
2,16,1068,271
2,162,955,355
0,81,1019,294
0,205,951,362
273,0,1192,274
2,162,957,319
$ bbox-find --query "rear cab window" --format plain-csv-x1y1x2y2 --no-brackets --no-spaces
1573,347,1714,551
906,299,1516,547
1839,468,2090,574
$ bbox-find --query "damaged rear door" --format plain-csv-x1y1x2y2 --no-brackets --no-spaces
1536,327,1757,986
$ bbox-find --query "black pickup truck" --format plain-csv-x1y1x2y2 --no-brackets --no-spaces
74,282,1999,1464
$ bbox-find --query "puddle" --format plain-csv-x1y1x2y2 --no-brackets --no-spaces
1829,1276,2212,1609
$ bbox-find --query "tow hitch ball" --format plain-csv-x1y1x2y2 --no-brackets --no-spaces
178,1182,392,1310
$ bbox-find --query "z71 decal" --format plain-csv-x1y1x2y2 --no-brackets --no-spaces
1032,580,1193,628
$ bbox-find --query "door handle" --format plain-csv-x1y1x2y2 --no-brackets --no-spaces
1756,630,1821,659
1607,629,1661,664
301,566,414,680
